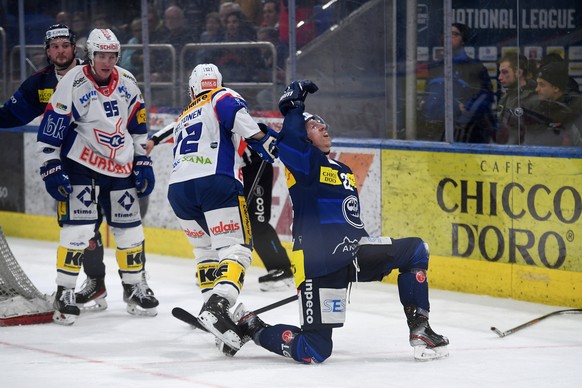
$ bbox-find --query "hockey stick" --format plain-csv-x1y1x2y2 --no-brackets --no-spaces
251,294,298,315
172,294,298,328
246,159,267,204
491,308,582,338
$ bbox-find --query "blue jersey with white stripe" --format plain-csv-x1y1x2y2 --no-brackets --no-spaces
278,107,368,278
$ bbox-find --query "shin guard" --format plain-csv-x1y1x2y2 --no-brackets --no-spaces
56,245,83,288
116,244,144,279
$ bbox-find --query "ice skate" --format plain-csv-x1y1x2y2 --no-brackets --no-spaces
75,277,108,312
408,315,449,361
258,268,294,292
217,306,269,357
198,294,242,350
214,302,248,357
141,271,155,296
238,310,269,344
122,279,159,317
53,286,80,325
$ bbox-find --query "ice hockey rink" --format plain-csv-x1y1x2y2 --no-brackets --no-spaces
1,237,580,388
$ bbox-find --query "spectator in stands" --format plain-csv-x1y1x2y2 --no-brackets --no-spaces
128,5,164,82
232,0,263,25
119,18,143,77
538,53,581,95
420,23,496,143
260,0,279,29
219,2,242,27
151,5,197,83
278,0,317,49
71,11,89,53
55,11,71,26
495,53,542,145
216,9,257,82
531,61,582,146
254,26,287,110
153,5,197,54
197,11,224,64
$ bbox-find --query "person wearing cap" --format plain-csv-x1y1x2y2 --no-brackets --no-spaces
0,24,80,127
231,80,449,364
531,61,582,146
421,23,496,143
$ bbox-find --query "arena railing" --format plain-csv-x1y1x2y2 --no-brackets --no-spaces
179,42,278,109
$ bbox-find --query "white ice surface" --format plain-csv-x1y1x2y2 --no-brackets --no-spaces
1,237,581,388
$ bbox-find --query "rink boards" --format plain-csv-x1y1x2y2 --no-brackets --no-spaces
1,122,581,308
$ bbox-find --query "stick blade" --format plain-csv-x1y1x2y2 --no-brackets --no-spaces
490,326,506,337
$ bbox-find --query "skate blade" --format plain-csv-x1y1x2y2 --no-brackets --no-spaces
198,311,242,350
126,304,158,317
259,278,294,292
215,337,240,357
231,303,246,322
78,297,108,312
413,344,449,361
52,310,78,326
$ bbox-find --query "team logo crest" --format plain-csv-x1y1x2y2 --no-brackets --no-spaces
342,195,363,229
76,187,93,207
118,191,135,211
94,118,125,158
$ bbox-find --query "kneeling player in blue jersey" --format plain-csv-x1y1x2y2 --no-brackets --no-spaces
234,80,449,362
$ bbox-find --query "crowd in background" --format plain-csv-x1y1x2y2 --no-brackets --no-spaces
1,1,579,145
0,1,369,109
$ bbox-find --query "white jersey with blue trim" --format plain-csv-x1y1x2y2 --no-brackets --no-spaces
169,87,260,185
37,64,148,178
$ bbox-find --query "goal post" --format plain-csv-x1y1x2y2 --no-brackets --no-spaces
0,226,54,326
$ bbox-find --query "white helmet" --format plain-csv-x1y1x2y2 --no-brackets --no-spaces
86,28,120,61
189,63,222,99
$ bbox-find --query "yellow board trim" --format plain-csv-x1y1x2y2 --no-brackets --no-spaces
1,210,580,307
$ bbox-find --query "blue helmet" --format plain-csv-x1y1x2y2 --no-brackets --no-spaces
45,24,76,48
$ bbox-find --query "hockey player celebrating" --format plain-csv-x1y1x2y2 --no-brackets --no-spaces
37,28,158,325
167,63,279,350
233,80,449,362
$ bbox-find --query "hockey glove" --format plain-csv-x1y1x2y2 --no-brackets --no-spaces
278,80,319,116
246,123,280,164
40,159,72,201
133,155,155,198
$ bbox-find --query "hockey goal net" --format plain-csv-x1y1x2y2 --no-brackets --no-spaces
0,226,54,326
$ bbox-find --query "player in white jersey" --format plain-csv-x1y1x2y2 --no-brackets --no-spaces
37,28,158,325
167,63,279,350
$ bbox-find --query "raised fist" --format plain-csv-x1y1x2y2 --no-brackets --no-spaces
278,80,319,116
